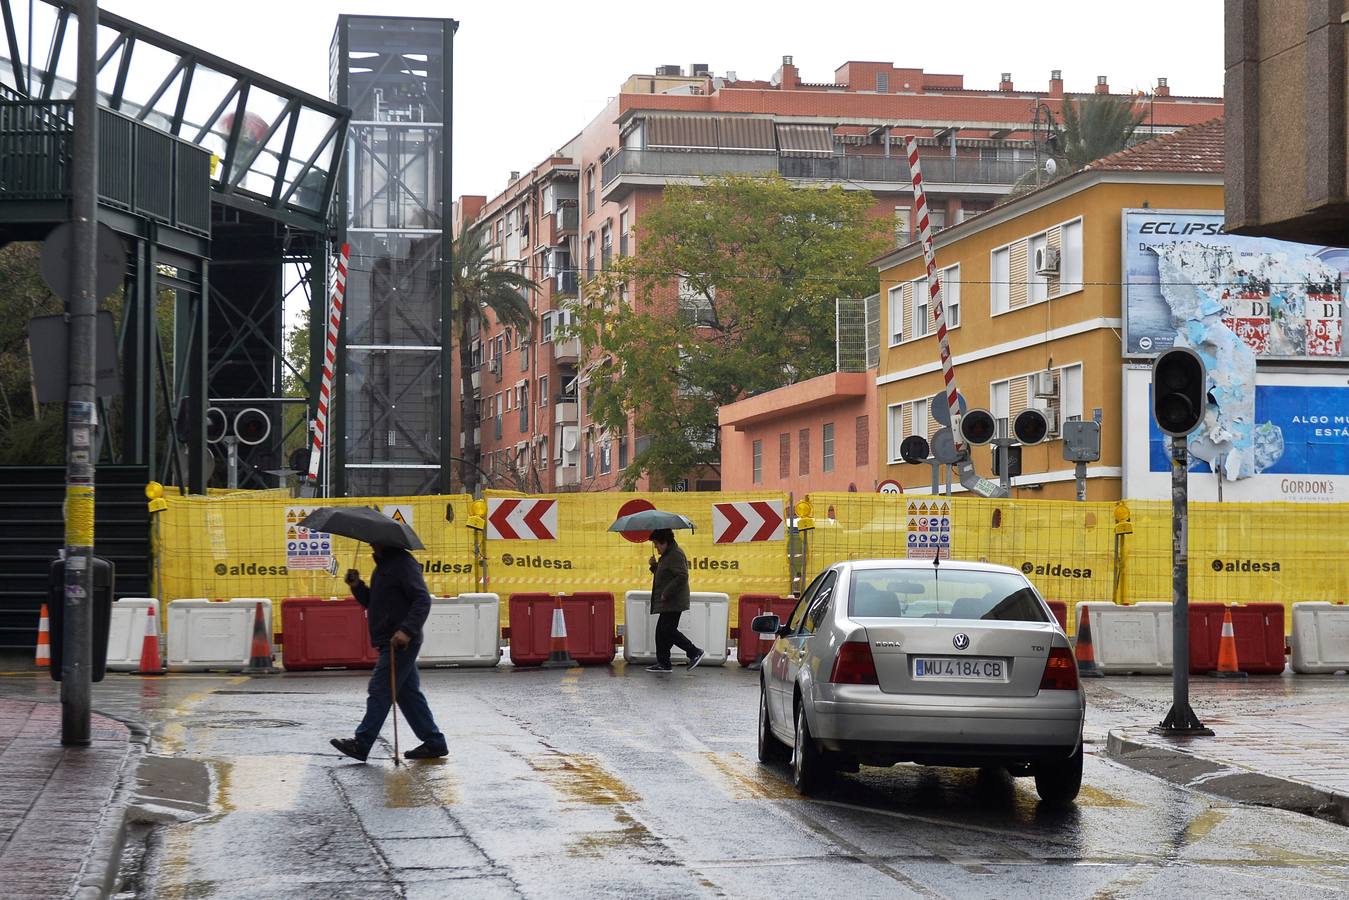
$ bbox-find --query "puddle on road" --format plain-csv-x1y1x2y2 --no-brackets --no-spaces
527,751,639,805
212,754,309,813
380,761,460,808
1074,785,1144,809
567,809,665,859
1182,807,1229,845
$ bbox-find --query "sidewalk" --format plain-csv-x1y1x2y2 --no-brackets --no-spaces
1104,689,1349,826
0,698,139,900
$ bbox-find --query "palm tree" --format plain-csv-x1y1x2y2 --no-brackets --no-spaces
451,221,537,495
1005,94,1145,199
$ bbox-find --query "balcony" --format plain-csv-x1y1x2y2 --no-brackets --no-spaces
555,271,579,297
601,148,1037,202
554,399,579,425
541,205,579,246
552,335,580,365
555,464,580,488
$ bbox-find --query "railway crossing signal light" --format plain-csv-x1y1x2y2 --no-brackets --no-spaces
1152,348,1207,437
1013,408,1049,445
959,409,996,446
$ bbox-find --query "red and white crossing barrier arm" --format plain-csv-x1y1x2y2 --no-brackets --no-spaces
904,138,1004,498
904,137,963,452
307,242,350,485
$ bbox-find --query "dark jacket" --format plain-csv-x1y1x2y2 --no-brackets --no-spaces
648,542,691,614
351,548,434,648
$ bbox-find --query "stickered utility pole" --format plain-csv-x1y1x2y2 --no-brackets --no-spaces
904,136,1004,499
60,0,99,746
1150,348,1214,737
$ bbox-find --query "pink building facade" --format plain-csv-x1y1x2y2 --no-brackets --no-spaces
719,371,877,494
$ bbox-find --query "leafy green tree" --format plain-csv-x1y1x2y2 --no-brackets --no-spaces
280,315,312,468
1008,94,1145,197
568,174,886,488
452,222,537,495
0,243,67,464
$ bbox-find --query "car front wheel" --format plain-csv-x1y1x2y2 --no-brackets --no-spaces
792,701,824,795
758,683,788,764
1033,743,1083,806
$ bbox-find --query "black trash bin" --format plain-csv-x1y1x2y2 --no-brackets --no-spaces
47,555,115,683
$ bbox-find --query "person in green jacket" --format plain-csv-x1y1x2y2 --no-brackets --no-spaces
646,528,705,673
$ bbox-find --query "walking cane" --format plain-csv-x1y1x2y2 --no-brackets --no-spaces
389,637,401,767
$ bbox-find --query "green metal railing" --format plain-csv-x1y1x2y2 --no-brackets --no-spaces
0,99,72,199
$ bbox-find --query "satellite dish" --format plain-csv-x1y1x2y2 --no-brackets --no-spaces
561,427,579,452
1043,158,1058,178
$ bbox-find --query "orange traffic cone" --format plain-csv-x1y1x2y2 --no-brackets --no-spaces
544,594,574,668
1209,607,1247,678
137,607,164,676
1075,606,1103,677
34,603,50,668
246,602,276,673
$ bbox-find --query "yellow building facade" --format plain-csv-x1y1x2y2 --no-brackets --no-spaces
874,134,1224,500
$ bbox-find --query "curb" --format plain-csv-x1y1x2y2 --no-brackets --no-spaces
73,712,151,899
1105,729,1349,827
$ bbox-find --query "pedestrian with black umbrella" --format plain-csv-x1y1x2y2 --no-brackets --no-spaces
646,527,705,674
301,507,448,763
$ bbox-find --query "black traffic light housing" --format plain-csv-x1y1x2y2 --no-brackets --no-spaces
1152,347,1207,437
993,444,1022,478
959,408,996,445
1013,408,1049,445
899,435,930,464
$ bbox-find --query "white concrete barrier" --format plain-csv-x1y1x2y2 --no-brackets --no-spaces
1291,602,1349,674
107,598,159,671
418,594,502,667
166,598,271,672
1076,601,1173,675
623,591,730,666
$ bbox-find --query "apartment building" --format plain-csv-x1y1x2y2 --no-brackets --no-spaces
458,58,1222,493
874,119,1349,503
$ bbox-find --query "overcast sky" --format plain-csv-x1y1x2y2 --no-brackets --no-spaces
93,0,1224,201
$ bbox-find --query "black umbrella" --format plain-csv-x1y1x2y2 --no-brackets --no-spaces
300,506,425,550
608,509,696,534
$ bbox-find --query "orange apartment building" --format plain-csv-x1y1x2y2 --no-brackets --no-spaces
456,58,1222,493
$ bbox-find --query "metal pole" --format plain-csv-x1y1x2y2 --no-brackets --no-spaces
1153,435,1212,736
929,461,939,495
61,0,99,747
1075,460,1087,501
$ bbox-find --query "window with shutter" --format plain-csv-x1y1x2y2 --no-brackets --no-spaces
914,277,929,338
1046,225,1062,298
855,415,869,466
991,247,1010,315
1009,240,1028,309
887,284,904,346
887,404,905,463
779,432,791,478
799,428,811,475
1009,375,1030,419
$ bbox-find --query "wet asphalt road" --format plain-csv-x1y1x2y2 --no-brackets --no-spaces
3,663,1348,899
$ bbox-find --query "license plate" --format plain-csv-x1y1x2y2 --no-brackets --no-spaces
913,657,1006,681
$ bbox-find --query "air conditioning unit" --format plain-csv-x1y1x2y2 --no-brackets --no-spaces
1033,369,1058,398
1041,407,1060,437
1034,246,1061,276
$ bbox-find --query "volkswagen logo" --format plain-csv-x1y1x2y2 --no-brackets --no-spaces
952,633,970,650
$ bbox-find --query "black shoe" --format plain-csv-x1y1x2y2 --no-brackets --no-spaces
330,737,370,762
404,742,449,760
686,650,706,671
646,664,673,673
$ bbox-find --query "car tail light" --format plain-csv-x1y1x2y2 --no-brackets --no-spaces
1039,646,1079,691
830,640,879,685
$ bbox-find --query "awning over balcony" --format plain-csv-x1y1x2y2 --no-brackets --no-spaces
646,115,719,151
718,117,775,152
776,123,834,158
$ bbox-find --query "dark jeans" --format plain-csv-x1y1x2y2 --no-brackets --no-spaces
655,611,701,667
355,642,445,751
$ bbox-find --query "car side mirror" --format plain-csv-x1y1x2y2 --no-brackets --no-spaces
750,614,780,635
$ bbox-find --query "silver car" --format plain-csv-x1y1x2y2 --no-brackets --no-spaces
753,558,1086,803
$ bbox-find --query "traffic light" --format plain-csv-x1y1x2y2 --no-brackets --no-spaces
899,435,930,464
1013,408,1049,445
992,444,1022,478
959,408,996,445
1151,348,1207,437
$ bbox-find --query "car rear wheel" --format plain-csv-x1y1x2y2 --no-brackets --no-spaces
757,684,788,764
1033,743,1083,806
792,702,824,795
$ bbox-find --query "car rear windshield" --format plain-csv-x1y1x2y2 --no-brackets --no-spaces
848,568,1049,622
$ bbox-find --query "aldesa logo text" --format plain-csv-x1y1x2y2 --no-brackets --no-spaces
422,560,473,574
1211,558,1282,573
1021,561,1093,579
215,562,288,576
501,553,574,570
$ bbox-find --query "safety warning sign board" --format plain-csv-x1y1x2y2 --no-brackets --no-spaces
906,500,952,560
285,506,334,571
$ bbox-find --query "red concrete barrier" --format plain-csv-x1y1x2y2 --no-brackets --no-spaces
736,594,797,667
1188,602,1286,675
507,593,616,667
280,597,377,671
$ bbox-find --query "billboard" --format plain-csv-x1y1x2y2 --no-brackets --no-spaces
1122,367,1349,502
1122,210,1347,361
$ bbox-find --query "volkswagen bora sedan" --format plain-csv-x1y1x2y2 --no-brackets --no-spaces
753,559,1085,803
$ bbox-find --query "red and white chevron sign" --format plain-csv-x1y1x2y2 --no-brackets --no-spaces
712,501,785,544
486,498,558,541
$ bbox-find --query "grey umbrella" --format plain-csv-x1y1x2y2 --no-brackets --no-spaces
300,506,425,550
607,509,696,534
